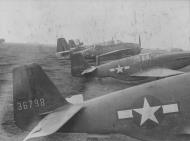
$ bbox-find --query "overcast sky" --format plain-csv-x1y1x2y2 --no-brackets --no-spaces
0,0,189,49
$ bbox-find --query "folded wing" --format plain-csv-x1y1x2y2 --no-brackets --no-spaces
96,49,132,65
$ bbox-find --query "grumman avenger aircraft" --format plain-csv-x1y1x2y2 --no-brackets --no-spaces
56,37,142,61
71,51,190,83
13,63,190,141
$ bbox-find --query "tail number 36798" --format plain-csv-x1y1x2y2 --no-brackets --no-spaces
16,98,46,111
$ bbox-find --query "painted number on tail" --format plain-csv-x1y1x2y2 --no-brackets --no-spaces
17,98,46,111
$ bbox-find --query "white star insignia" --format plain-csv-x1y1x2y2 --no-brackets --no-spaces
133,98,161,126
115,65,123,73
109,64,130,74
117,97,179,127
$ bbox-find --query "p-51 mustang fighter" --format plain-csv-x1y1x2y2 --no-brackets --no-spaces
56,37,141,61
71,51,190,83
13,63,190,141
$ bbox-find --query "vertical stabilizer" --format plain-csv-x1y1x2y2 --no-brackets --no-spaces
69,40,76,48
13,63,68,130
57,38,70,52
70,53,91,76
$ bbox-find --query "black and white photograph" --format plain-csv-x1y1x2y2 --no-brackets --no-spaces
0,0,190,141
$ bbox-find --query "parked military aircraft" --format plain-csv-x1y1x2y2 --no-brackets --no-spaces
0,38,79,55
71,51,190,83
56,38,85,58
56,37,142,62
78,36,141,61
170,48,183,52
13,63,190,141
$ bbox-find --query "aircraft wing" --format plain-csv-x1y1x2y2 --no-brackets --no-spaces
131,68,184,78
23,104,83,141
96,49,132,65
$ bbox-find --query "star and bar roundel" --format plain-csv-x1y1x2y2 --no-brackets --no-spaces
117,96,179,129
109,64,130,74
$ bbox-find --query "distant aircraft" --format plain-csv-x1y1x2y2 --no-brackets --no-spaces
78,36,141,60
56,38,86,58
56,37,142,62
13,63,190,141
170,48,183,52
71,51,190,83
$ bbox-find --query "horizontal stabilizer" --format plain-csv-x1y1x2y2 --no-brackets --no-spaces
81,66,97,75
66,94,84,104
56,50,71,57
23,104,83,141
56,51,71,59
131,68,184,78
96,49,131,65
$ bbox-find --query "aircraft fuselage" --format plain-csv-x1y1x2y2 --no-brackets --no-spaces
78,43,141,59
93,52,190,81
59,73,190,141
